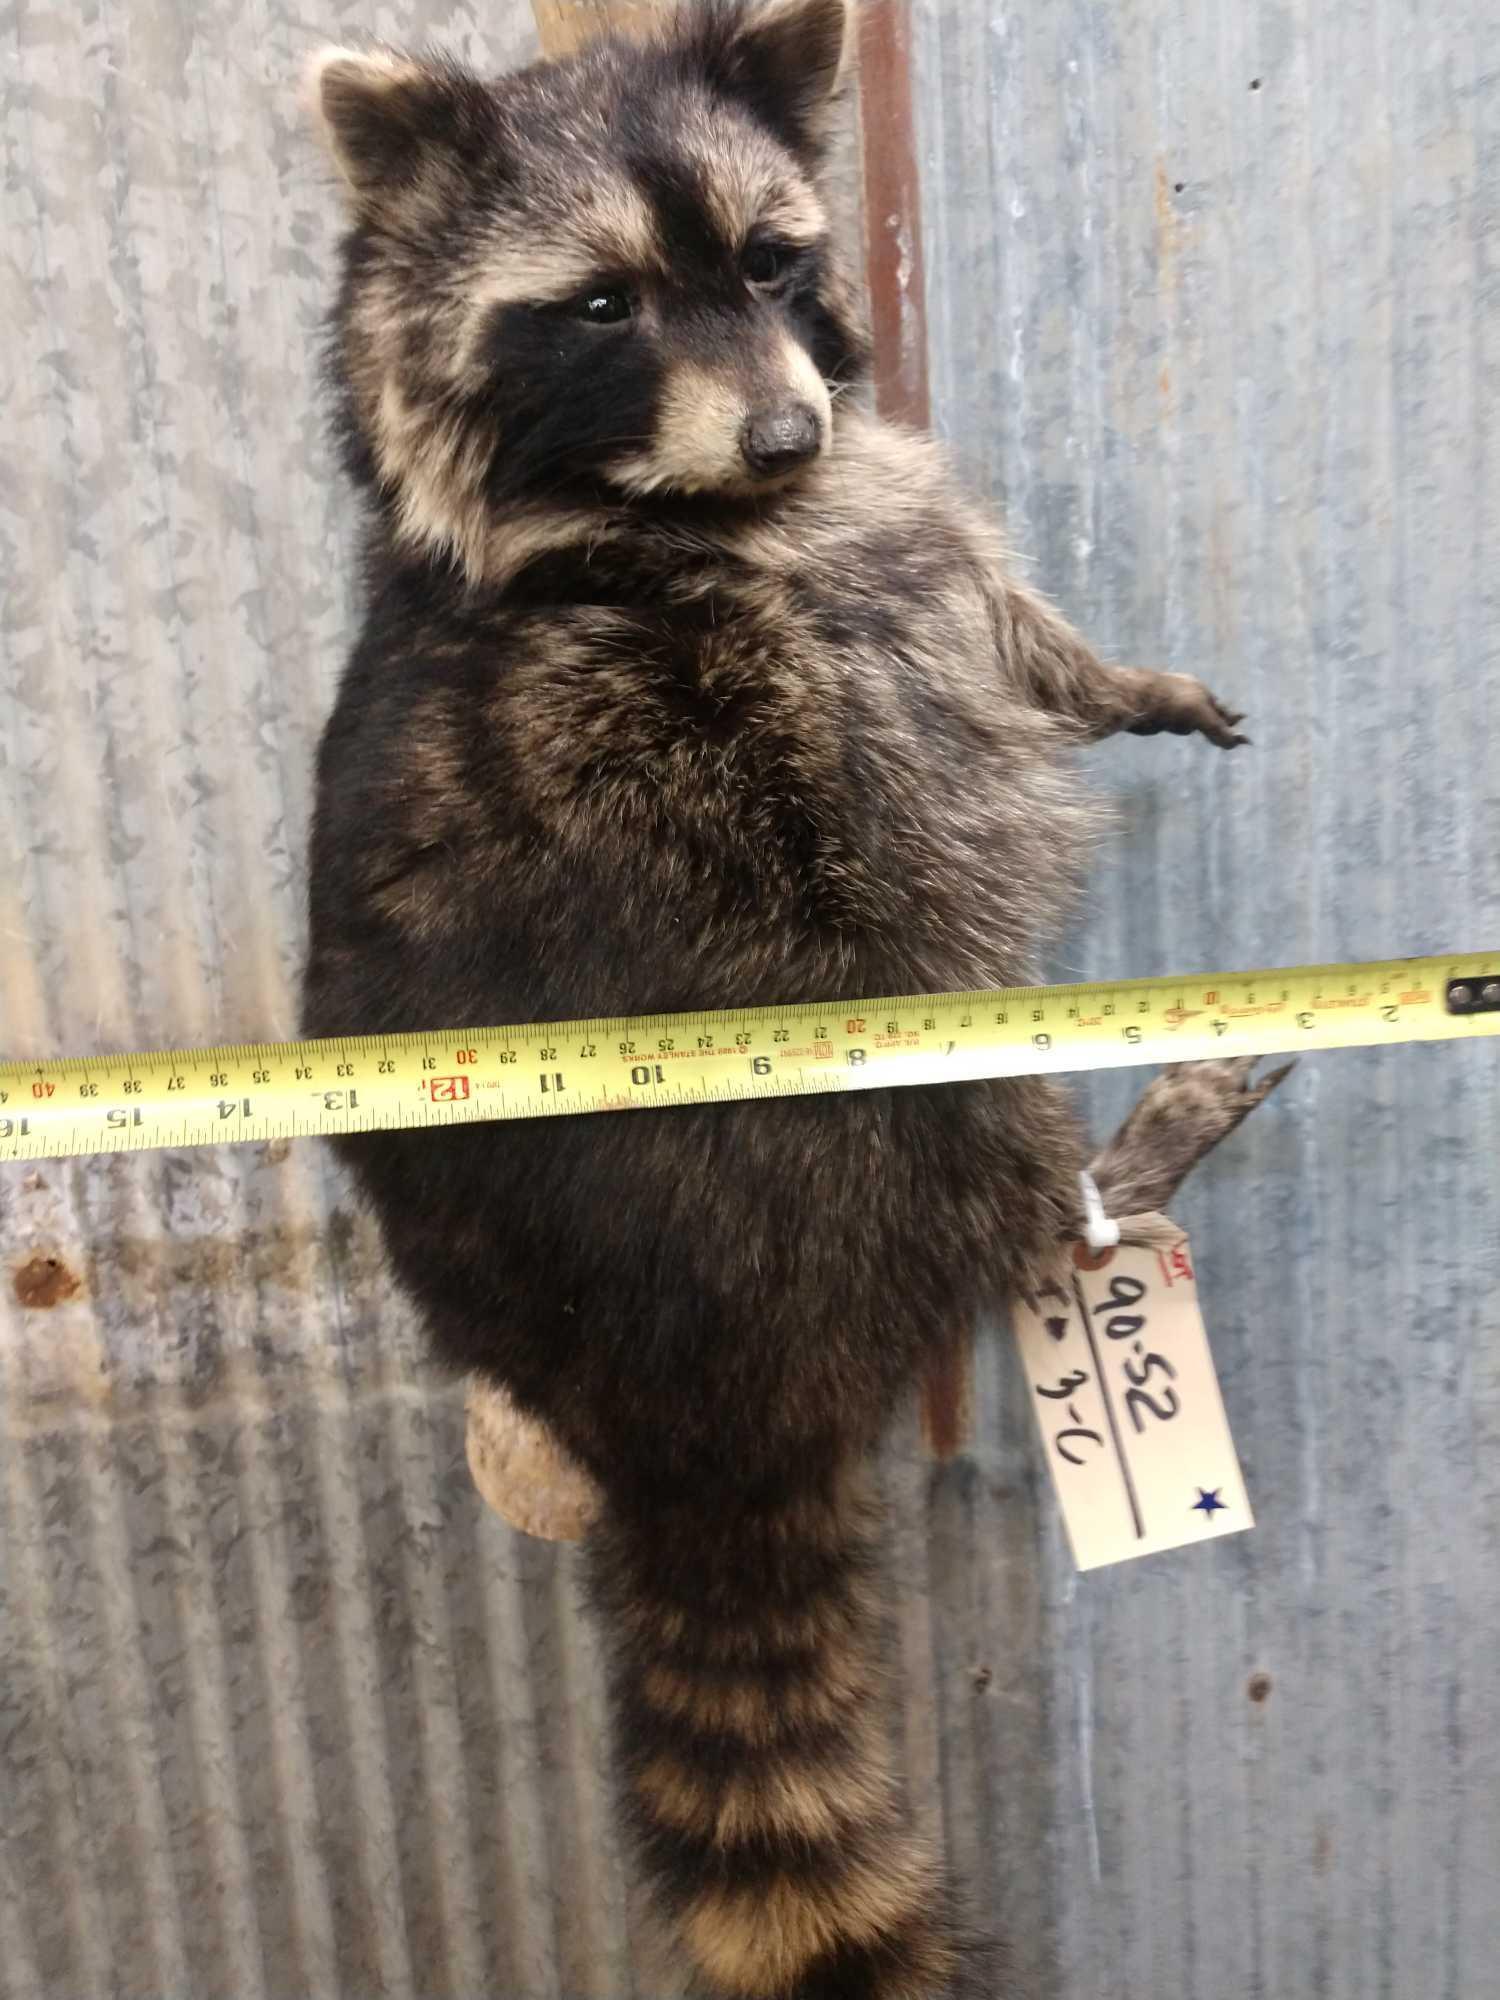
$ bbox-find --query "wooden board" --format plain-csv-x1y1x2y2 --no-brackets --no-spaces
531,0,657,56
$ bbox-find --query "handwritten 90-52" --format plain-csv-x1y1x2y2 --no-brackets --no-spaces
1012,1234,1251,1571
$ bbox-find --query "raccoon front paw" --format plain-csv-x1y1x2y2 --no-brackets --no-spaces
1123,670,1249,749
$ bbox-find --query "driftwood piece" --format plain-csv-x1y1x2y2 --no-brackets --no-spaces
466,1376,602,1542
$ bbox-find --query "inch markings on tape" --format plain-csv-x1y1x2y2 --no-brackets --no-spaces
1,953,1497,1165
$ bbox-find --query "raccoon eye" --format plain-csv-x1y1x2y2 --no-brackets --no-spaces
574,287,634,325
742,241,796,290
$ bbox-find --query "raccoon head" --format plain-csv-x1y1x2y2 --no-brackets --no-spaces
307,0,870,580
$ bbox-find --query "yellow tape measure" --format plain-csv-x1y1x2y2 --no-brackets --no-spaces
2,953,1496,1165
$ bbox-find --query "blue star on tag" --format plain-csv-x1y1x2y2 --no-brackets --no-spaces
1191,1488,1227,1517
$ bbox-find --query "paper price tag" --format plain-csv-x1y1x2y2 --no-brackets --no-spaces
1012,1225,1252,1570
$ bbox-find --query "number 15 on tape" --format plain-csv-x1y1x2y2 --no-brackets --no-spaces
1012,1228,1252,1570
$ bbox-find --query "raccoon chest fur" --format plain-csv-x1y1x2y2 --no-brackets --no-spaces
331,522,1086,1027
513,604,957,940
530,611,862,905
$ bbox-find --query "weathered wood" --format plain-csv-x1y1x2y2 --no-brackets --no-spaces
466,1377,601,1541
854,0,932,430
852,5,960,1449
531,0,658,57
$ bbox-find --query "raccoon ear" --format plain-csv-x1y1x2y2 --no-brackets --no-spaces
702,0,853,157
304,47,484,206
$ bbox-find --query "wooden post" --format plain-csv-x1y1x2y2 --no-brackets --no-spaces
526,0,969,1461
853,0,931,431
852,4,971,1460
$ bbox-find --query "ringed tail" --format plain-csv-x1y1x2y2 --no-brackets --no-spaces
589,1462,999,1998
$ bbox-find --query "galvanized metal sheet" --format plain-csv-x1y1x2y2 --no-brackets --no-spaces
911,1,1500,1993
0,6,648,1996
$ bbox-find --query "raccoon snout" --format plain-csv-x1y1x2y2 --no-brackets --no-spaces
740,402,824,479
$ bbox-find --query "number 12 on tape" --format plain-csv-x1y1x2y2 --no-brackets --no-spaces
1012,1228,1252,1570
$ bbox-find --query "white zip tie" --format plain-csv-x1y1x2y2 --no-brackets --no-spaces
1078,1170,1121,1251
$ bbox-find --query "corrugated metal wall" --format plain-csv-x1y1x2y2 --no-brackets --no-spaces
0,7,649,1996
911,2,1500,1993
1,2,1495,1996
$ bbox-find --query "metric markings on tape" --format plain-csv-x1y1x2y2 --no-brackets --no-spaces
2,953,1496,1164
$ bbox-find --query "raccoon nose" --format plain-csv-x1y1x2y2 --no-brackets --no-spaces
740,402,823,479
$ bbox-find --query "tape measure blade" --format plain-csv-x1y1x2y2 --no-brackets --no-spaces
2,952,1496,1163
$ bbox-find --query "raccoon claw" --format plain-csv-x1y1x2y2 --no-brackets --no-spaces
1158,1054,1296,1112
1087,1056,1294,1219
1123,671,1250,750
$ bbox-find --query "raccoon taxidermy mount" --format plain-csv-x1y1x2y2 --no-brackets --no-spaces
302,3,1282,1992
